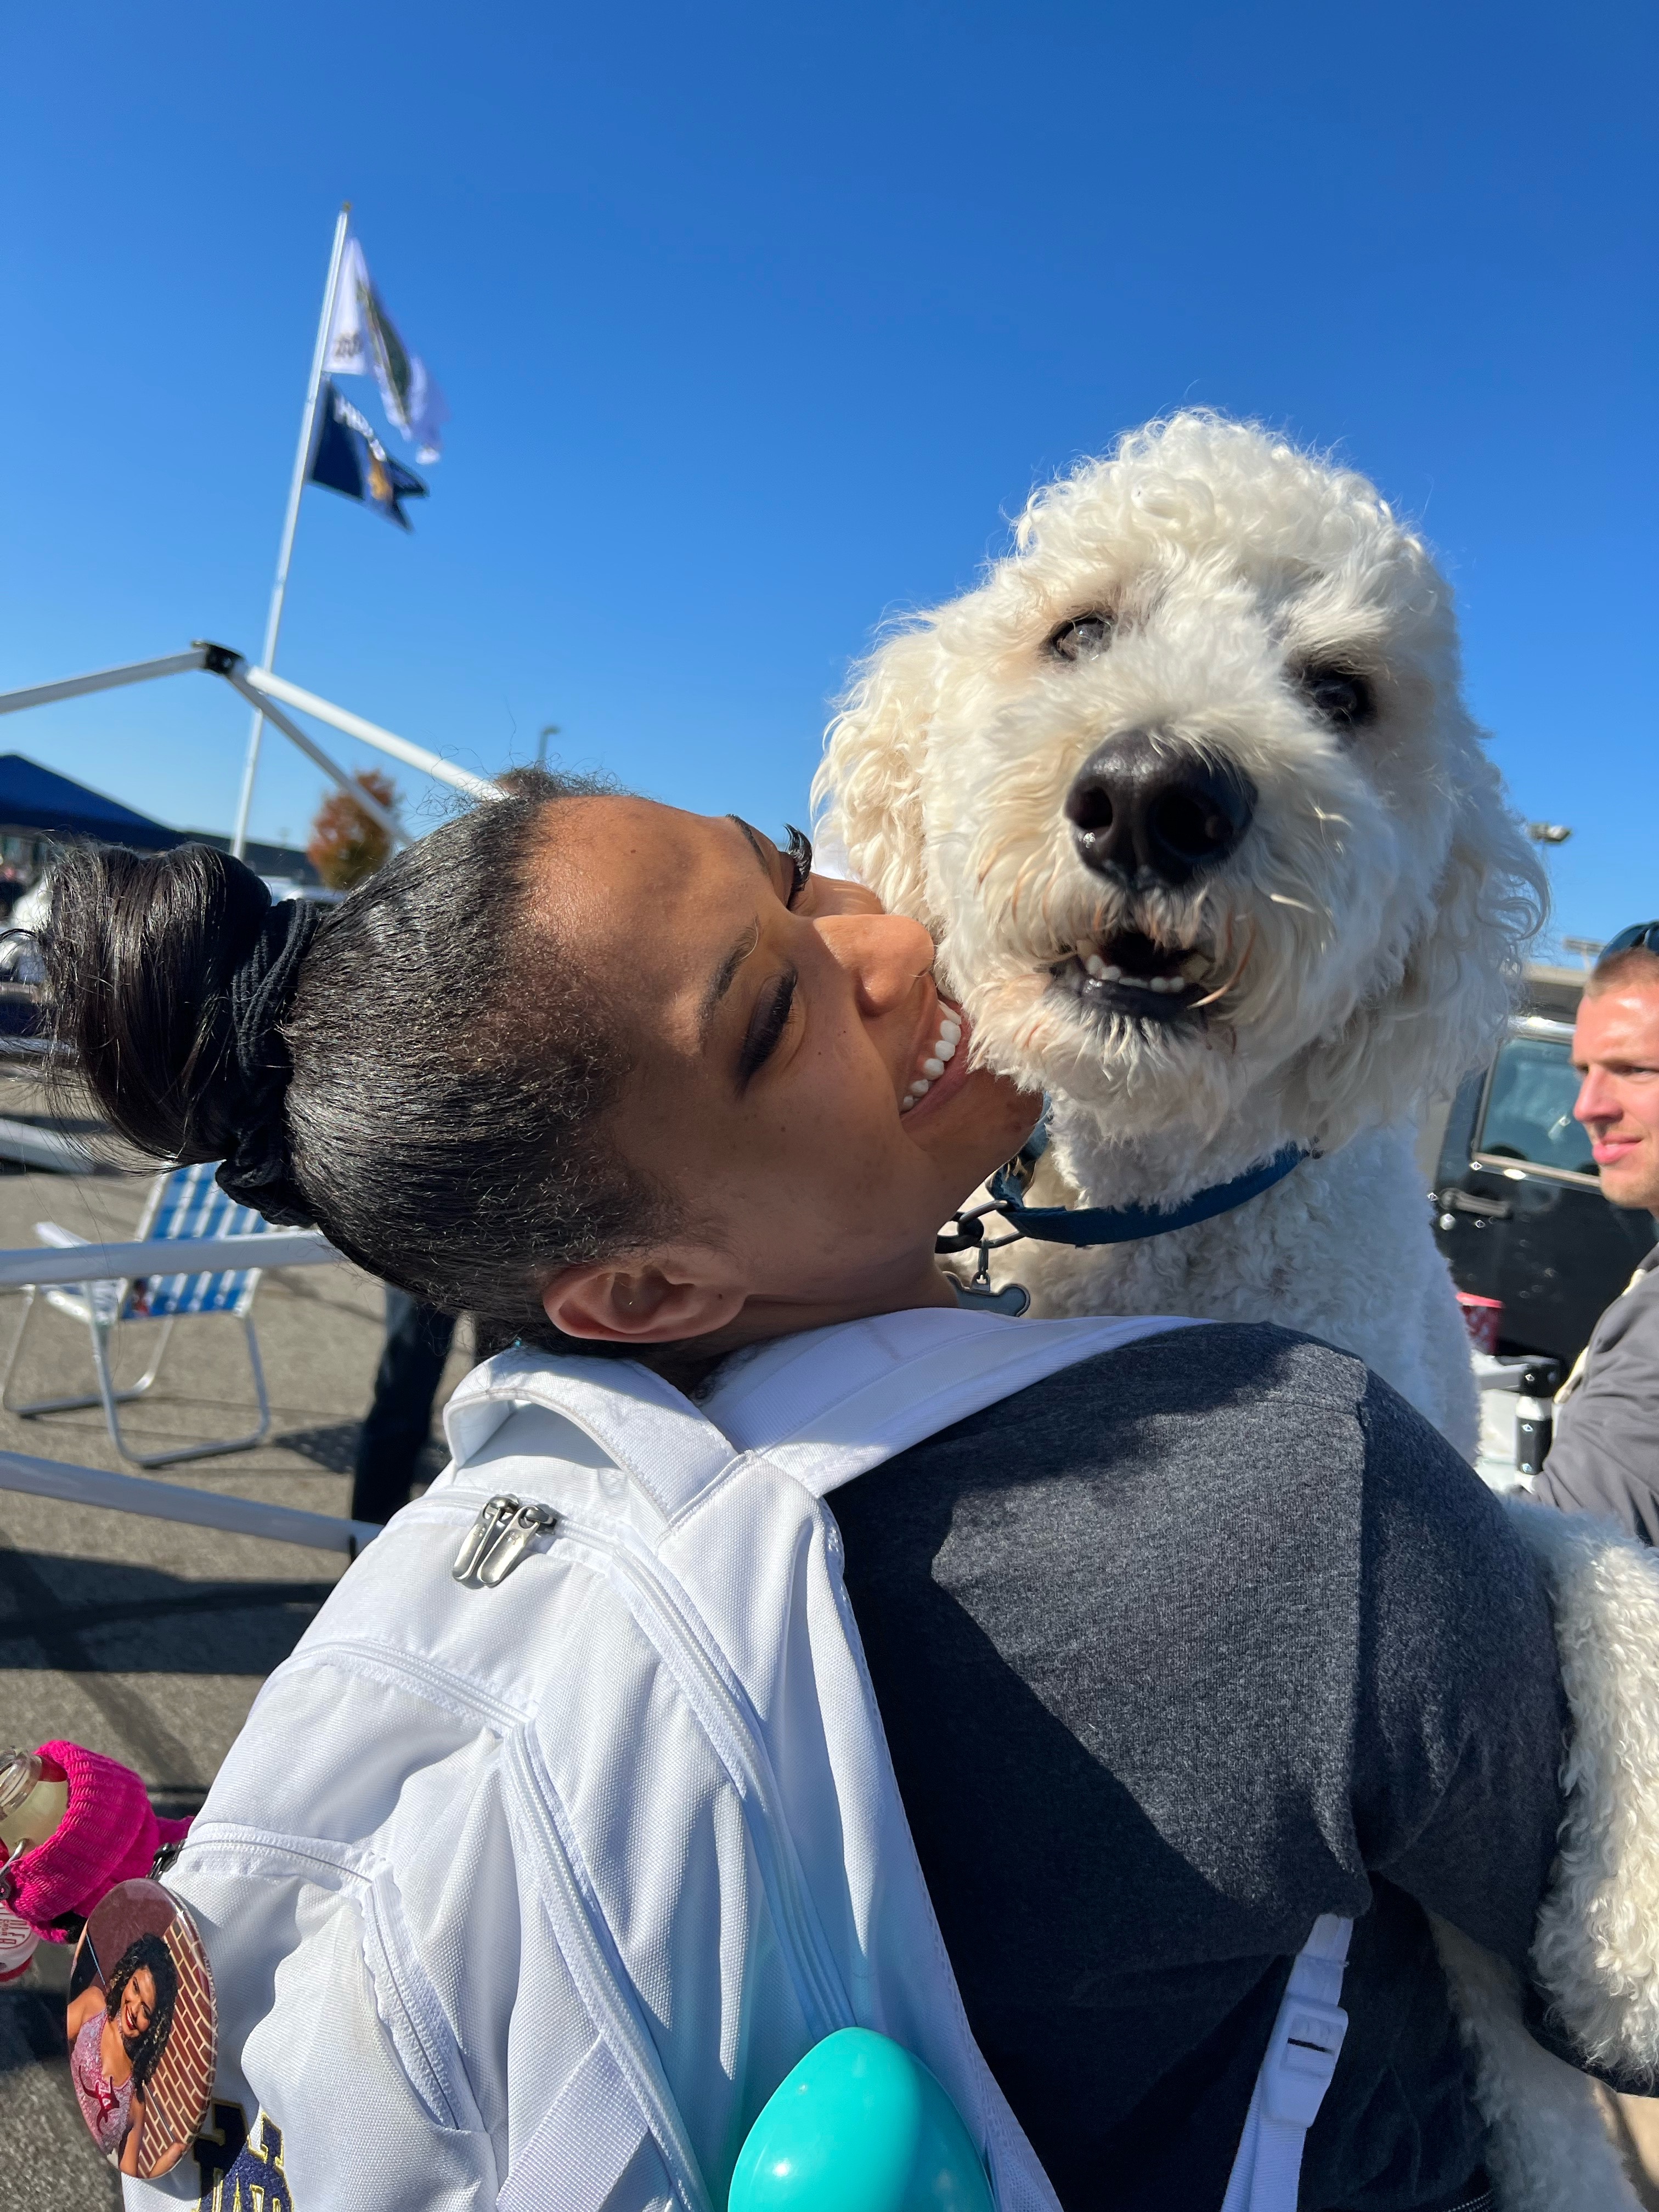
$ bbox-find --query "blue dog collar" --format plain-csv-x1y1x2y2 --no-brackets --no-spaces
986,1141,1310,1248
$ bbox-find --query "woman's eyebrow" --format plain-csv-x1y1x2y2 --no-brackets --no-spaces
727,816,777,882
698,917,761,1047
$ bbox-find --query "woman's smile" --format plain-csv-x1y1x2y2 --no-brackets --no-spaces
119,1971,155,2038
898,991,971,1121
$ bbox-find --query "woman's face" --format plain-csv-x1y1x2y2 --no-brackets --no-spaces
118,1970,155,2040
536,798,1041,1347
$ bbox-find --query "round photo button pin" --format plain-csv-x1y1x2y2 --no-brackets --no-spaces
67,1877,216,2179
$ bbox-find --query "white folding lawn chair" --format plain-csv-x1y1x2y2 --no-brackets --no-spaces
0,1161,279,1467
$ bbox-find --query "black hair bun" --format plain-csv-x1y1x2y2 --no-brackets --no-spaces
41,841,321,1222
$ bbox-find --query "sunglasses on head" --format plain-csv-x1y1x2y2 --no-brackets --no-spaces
1603,922,1659,957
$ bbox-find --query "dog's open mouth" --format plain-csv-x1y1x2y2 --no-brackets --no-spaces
1049,928,1214,1025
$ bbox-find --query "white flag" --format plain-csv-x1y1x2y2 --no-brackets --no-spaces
324,235,448,464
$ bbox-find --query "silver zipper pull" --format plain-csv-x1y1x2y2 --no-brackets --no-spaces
452,1495,521,1585
475,1500,558,1588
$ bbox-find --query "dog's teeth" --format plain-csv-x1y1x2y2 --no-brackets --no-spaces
900,1097,915,1113
1166,975,1187,992
939,1018,962,1045
1149,976,1169,994
923,1056,945,1078
910,1076,930,1096
1084,953,1107,980
1101,963,1122,983
935,1035,956,1062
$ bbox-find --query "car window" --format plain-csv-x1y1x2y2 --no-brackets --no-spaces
1477,1036,1597,1176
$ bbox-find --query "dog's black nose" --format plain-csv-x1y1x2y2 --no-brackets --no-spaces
1064,732,1255,888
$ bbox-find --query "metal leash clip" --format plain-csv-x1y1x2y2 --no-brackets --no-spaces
452,1494,559,1589
936,1119,1048,1256
935,1121,1045,1316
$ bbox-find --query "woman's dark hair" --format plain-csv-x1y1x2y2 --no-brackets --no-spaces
42,775,672,1348
105,1931,177,2093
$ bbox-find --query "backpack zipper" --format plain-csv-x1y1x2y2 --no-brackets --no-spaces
559,1520,854,2041
503,1726,713,2212
450,1494,558,1587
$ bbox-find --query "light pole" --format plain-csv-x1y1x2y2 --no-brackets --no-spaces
537,724,560,772
1524,822,1573,967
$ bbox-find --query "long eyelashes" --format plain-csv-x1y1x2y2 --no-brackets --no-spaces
784,825,813,908
738,966,799,1085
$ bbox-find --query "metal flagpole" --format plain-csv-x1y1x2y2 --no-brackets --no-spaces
230,201,353,859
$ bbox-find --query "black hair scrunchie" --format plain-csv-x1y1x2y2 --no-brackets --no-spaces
214,898,327,1226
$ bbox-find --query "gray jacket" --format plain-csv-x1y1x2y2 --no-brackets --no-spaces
1535,1242,1659,1542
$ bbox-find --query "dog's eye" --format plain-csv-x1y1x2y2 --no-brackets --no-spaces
1296,663,1374,732
1047,613,1113,663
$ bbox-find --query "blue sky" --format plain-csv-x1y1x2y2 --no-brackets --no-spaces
2,0,1652,949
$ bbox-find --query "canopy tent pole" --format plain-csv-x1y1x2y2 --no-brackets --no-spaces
0,647,213,718
0,1230,340,1289
240,665,500,802
0,1233,368,1553
230,202,353,861
0,1448,377,1555
0,644,501,829
219,670,408,846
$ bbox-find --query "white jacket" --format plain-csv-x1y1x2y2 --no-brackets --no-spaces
127,1308,1659,2212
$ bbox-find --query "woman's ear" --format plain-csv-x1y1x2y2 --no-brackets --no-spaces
541,1260,744,1345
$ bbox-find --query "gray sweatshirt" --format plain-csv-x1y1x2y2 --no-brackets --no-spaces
1534,1244,1659,1543
832,1325,1570,2212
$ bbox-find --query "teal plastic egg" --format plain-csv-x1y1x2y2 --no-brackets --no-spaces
727,2028,995,2212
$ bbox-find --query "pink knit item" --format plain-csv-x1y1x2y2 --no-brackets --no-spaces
5,1741,192,1940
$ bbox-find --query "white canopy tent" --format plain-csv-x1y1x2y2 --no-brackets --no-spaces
0,639,503,850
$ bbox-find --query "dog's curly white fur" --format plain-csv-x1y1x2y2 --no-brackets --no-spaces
816,413,1545,1455
1444,1496,1659,2211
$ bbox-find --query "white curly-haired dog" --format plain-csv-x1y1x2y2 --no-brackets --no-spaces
817,412,1547,1460
819,414,1659,2203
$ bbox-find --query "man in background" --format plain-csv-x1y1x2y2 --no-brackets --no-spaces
1534,924,1659,1541
350,1291,458,1525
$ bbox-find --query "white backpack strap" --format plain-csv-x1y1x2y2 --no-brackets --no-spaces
698,1308,1204,1495
1221,1914,1352,2212
496,2038,660,2212
444,1311,1205,1520
445,1346,737,1519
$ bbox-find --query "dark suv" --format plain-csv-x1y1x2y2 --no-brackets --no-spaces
1432,1014,1656,1363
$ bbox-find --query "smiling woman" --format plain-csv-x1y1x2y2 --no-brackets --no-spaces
34,782,1659,2212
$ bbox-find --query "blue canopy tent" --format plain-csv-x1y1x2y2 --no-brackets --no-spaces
0,754,182,850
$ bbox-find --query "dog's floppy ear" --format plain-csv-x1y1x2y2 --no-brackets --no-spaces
813,623,943,923
1403,751,1548,1102
1305,738,1547,1142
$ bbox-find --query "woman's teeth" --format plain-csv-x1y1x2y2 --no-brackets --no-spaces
901,1011,963,1112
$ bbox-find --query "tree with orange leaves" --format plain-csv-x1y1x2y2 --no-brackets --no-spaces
307,771,399,891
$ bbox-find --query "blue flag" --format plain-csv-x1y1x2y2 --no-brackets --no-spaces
308,381,428,530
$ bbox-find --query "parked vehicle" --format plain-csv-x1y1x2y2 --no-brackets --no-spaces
1433,1013,1657,1363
